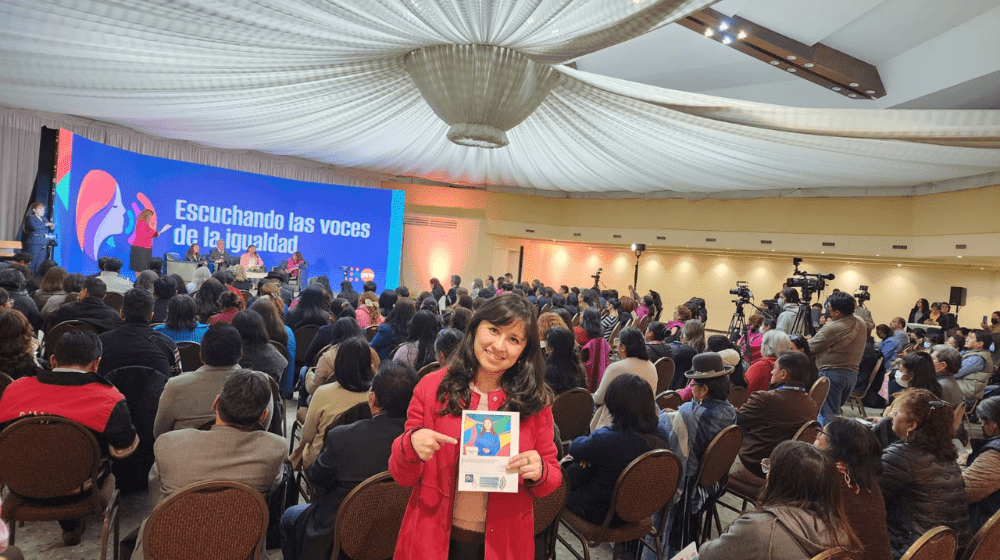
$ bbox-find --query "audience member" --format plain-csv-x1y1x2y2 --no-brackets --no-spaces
280,360,417,560
46,276,122,332
291,338,376,469
965,396,1000,535
393,310,440,370
355,290,383,329
808,291,867,425
0,268,42,332
983,311,1000,334
744,330,792,394
699,441,861,560
0,309,42,379
131,369,286,560
774,287,806,336
134,269,158,293
574,307,602,347
644,321,673,361
31,265,68,310
97,288,179,379
336,280,359,310
307,317,372,393
591,327,656,432
153,294,209,343
0,330,137,546
250,298,295,390
150,276,176,323
230,264,252,291
209,289,245,324
370,298,416,361
543,326,587,395
98,257,133,294
930,344,965,406
231,310,287,382
187,265,211,293
566,373,668,525
433,327,463,367
285,284,331,331
908,299,930,325
878,388,969,558
39,272,85,318
192,277,226,322
815,418,892,560
956,329,994,402
153,323,271,437
667,320,704,391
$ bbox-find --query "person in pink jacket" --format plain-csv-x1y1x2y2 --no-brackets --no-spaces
389,293,561,560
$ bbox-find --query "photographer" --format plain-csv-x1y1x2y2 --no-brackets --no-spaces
808,291,867,425
774,287,806,337
853,287,875,334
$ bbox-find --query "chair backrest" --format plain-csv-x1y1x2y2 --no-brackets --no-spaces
332,471,413,560
727,385,748,409
608,322,622,347
695,425,742,490
103,291,125,312
416,361,440,378
572,313,581,327
638,314,651,334
854,356,884,398
293,324,321,365
365,325,379,341
608,450,681,526
176,341,203,371
533,472,568,535
551,388,595,441
142,480,269,560
656,390,682,411
793,420,822,443
42,319,97,358
0,415,100,499
809,549,862,560
240,290,253,302
654,357,675,394
808,376,831,413
962,509,1000,560
900,526,956,560
953,401,967,435
388,342,407,360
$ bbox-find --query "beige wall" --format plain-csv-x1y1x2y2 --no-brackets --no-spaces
391,181,1000,331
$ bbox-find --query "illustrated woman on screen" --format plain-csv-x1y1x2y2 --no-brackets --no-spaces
76,169,127,261
130,208,170,273
473,417,501,456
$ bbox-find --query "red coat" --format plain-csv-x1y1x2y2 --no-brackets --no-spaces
389,368,561,560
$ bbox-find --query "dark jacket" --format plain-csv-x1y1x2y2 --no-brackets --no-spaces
369,324,399,361
239,342,288,382
151,298,171,324
736,386,816,478
291,413,406,560
4,288,43,332
668,343,697,390
879,442,969,558
97,322,179,379
967,436,1000,536
104,365,167,492
46,296,123,333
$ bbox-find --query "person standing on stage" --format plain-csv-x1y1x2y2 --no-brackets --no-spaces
21,203,53,275
130,208,170,274
240,244,265,272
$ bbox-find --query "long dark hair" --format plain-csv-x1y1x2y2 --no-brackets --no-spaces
900,351,941,396
759,441,862,552
194,278,225,322
165,294,199,331
385,298,416,338
407,310,442,370
605,373,659,433
250,298,287,346
821,418,883,491
581,307,602,339
285,285,330,329
438,294,550,418
329,316,366,346
334,337,375,392
544,326,586,394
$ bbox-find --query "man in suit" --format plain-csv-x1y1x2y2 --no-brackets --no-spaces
130,369,287,560
279,360,418,560
98,257,134,294
45,277,123,333
97,289,179,379
153,323,271,437
207,239,230,271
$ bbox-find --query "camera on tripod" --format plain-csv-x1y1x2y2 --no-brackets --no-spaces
854,285,870,304
729,281,753,302
786,257,835,301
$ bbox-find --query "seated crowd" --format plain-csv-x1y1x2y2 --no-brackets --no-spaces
0,252,998,560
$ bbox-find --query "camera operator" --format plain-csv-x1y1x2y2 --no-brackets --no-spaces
852,286,875,334
808,291,867,426
774,287,806,337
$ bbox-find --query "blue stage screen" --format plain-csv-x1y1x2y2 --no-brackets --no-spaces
51,129,404,288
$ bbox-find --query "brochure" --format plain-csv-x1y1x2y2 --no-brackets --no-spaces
457,410,519,493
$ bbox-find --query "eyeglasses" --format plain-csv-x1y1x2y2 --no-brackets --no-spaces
816,428,828,438
760,458,771,475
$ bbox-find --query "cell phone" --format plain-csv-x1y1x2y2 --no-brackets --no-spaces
984,315,989,325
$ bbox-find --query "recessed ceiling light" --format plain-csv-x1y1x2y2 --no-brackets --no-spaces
897,264,902,267
737,30,747,39
848,93,858,98
958,255,963,258
876,254,880,257
723,36,732,45
786,68,796,72
849,82,859,87
821,251,825,254
866,90,876,94
803,62,814,68
705,28,714,37
770,60,780,65
832,87,841,91
719,21,729,31
786,55,797,60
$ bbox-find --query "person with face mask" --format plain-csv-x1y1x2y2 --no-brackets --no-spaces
882,352,942,416
982,311,1000,335
965,396,1000,535
774,288,806,337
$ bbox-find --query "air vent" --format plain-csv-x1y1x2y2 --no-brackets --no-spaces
705,238,716,242
403,216,458,229
612,234,622,239
822,242,836,247
525,229,535,233
892,245,908,250
760,240,772,245
573,233,582,237
656,236,666,240
956,244,967,249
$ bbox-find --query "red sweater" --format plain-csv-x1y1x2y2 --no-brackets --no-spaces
745,357,776,394
389,369,561,560
133,219,158,249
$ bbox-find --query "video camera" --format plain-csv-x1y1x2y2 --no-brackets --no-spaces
729,281,753,302
854,285,871,304
786,257,835,302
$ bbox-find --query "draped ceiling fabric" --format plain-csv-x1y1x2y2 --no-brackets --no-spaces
1,0,998,199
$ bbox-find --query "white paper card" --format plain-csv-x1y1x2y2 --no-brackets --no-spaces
457,410,519,493
669,541,698,560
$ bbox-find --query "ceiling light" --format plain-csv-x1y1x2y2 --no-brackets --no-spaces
803,62,814,68
786,68,796,72
866,90,876,94
704,28,714,37
848,93,858,98
832,86,841,91
849,82,859,87
719,21,729,31
770,60,780,65
786,55,797,60
820,251,825,254
897,264,902,267
958,255,962,258
875,254,880,257
722,36,732,45
737,30,747,39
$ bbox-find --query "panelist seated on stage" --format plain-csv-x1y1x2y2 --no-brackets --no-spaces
207,240,234,269
184,243,208,265
282,251,307,281
240,244,265,272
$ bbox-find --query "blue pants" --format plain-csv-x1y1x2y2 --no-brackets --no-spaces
24,242,47,275
818,368,858,426
280,503,308,560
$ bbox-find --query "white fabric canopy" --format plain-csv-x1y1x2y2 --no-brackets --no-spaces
1,0,998,198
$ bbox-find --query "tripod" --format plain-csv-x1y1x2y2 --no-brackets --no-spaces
788,298,817,337
728,299,767,363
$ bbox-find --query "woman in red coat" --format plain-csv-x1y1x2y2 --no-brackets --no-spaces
389,293,561,560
